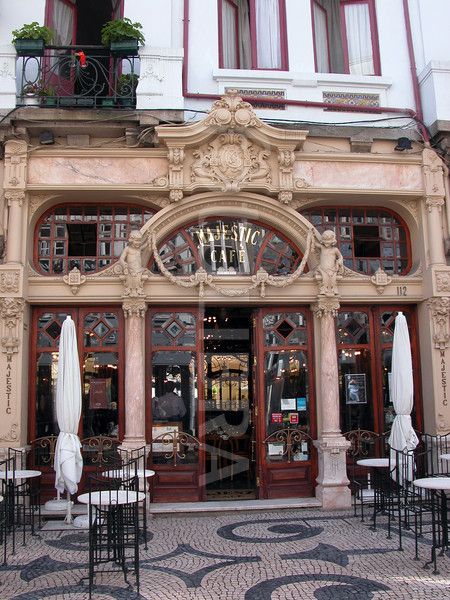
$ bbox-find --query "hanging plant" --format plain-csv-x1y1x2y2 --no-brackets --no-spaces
12,22,54,56
101,18,144,56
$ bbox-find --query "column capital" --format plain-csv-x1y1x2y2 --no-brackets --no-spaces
311,297,340,319
122,298,147,318
425,196,445,212
4,190,25,207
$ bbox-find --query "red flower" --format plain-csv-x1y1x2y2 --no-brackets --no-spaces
75,51,86,67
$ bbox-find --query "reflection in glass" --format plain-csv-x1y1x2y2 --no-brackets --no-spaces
35,351,60,437
151,351,198,464
83,352,119,438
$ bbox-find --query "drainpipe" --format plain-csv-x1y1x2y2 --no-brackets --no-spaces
402,0,424,125
182,0,429,141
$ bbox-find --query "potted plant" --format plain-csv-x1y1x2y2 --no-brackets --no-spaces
39,83,57,107
12,22,54,56
117,73,139,107
101,18,144,56
21,83,40,106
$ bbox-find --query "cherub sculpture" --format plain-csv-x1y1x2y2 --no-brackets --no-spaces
315,230,344,296
118,230,150,297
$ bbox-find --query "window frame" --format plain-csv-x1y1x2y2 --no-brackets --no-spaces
311,0,381,76
311,0,331,74
218,0,289,71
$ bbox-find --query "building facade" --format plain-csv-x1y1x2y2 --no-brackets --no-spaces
0,0,449,508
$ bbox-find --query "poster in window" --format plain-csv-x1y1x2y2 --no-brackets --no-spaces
280,397,296,411
89,378,111,409
345,373,367,405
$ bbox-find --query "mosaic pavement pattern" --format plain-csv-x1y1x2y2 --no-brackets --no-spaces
1,508,449,599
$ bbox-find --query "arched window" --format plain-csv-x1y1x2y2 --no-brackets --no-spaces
300,207,410,275
151,218,302,276
35,204,154,275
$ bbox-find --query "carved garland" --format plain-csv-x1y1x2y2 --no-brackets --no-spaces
151,229,315,298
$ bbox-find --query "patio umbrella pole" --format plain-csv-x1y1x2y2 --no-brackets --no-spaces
64,490,73,524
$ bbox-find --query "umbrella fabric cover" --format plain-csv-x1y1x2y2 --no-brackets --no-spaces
54,316,83,495
388,312,419,453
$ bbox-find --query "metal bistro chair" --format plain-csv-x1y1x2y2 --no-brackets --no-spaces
116,446,149,549
84,468,141,599
6,448,41,552
344,429,382,522
422,432,450,477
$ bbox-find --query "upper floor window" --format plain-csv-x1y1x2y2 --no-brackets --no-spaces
300,207,410,275
219,0,288,70
312,0,380,75
35,204,154,275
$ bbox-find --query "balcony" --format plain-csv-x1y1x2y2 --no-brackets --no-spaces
16,45,139,109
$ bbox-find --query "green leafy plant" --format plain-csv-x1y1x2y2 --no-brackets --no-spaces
12,22,54,44
101,18,145,46
22,83,39,95
117,73,139,94
38,83,56,97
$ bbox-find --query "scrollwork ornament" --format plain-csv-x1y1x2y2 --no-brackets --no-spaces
0,297,25,355
4,190,25,207
436,413,450,436
205,90,262,129
0,423,19,443
427,296,450,351
435,270,450,294
426,196,445,212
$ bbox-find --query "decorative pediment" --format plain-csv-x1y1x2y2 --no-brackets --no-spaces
156,91,308,203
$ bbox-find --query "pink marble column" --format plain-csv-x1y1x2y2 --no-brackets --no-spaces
122,299,147,447
426,197,446,266
5,191,24,264
313,298,351,509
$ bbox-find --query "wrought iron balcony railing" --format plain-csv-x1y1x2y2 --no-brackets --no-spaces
17,45,139,109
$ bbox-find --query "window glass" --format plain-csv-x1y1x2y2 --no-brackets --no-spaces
151,351,198,464
36,205,154,275
301,207,409,275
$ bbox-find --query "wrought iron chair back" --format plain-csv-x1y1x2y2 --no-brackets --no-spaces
151,431,200,467
421,432,450,476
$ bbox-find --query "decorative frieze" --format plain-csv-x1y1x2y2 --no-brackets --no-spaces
427,297,450,351
63,267,86,295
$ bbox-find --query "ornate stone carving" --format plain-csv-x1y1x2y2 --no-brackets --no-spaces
0,423,19,443
402,198,419,222
0,61,14,80
4,190,25,207
4,140,27,189
169,189,183,202
312,297,340,319
118,231,151,297
426,196,445,212
122,299,147,318
315,230,344,297
28,193,53,220
0,270,20,293
191,132,271,192
427,297,450,351
293,177,311,190
0,297,24,355
435,270,450,294
371,267,392,294
422,148,445,198
63,267,86,295
205,90,262,129
278,191,292,204
150,175,169,187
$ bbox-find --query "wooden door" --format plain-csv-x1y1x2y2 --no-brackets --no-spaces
255,308,317,499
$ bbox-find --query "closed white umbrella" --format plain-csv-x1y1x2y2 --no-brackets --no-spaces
53,315,83,522
388,312,419,479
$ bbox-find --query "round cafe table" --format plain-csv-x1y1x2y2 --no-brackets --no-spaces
356,458,391,528
413,477,450,574
0,469,42,481
77,490,145,506
356,458,389,468
439,453,450,462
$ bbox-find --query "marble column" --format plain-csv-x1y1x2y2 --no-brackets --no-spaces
5,191,24,264
426,197,446,266
122,299,147,451
312,298,351,509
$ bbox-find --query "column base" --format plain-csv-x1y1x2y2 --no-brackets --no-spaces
314,435,351,510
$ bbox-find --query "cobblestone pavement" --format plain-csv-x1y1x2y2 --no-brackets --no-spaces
1,508,449,599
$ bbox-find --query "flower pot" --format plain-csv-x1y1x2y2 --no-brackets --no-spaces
41,97,57,107
118,97,135,108
22,94,40,106
14,39,45,57
110,39,139,56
